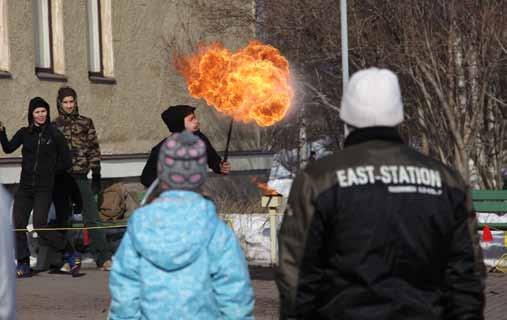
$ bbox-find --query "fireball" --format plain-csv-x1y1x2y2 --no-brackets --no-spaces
174,41,293,127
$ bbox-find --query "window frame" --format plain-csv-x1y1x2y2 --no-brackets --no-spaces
87,0,115,84
33,0,67,81
0,0,11,78
33,0,54,74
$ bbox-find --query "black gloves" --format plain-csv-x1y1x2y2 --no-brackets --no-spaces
91,174,101,195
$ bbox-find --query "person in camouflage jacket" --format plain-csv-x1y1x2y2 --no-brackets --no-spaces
53,86,113,271
52,90,101,182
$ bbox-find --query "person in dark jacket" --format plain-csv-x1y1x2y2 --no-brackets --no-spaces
140,105,231,188
0,97,74,278
276,68,486,319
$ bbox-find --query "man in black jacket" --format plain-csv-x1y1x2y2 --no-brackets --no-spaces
276,68,486,319
140,105,230,188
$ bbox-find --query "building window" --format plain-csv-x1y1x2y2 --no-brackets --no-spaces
32,0,66,81
87,0,115,84
0,0,11,78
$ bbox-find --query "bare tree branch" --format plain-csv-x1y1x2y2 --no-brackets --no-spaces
303,82,341,113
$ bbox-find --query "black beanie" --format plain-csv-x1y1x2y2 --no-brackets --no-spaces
161,105,196,133
28,97,50,125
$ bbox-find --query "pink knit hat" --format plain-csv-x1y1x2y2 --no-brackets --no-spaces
157,132,207,190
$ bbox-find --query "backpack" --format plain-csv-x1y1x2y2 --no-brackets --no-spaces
98,183,139,221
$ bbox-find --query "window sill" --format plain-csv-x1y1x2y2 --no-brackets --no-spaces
89,75,117,84
36,72,68,82
0,71,12,79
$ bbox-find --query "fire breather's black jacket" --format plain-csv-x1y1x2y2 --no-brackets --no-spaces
276,127,485,320
140,106,224,188
140,131,222,188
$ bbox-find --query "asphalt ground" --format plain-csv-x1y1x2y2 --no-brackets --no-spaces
15,267,505,320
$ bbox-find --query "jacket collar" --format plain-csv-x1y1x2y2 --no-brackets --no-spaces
344,126,404,148
29,122,48,134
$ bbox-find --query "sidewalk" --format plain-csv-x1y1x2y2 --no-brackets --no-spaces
15,267,506,320
485,273,507,319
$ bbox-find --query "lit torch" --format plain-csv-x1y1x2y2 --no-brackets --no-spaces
174,41,294,160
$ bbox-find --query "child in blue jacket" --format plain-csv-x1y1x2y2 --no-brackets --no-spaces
108,131,254,320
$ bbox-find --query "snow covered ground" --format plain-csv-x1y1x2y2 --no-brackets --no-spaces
477,213,507,268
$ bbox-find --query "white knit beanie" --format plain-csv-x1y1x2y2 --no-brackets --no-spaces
340,68,403,128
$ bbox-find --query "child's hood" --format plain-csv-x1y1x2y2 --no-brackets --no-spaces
127,190,217,271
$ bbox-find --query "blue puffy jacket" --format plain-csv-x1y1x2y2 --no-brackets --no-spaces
108,190,254,320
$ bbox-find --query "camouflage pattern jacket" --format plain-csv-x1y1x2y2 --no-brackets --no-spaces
53,104,101,176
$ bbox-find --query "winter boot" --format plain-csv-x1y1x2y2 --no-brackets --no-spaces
64,252,82,277
59,262,71,273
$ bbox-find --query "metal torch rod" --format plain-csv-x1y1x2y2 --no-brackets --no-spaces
223,119,234,162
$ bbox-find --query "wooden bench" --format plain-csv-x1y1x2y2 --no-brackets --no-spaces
472,190,507,230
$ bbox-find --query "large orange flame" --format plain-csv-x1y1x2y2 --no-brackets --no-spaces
174,41,293,127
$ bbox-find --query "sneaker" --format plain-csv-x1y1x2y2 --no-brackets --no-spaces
100,259,112,271
60,262,71,273
64,252,82,277
16,262,32,278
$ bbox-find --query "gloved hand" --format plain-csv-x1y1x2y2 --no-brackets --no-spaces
91,174,101,195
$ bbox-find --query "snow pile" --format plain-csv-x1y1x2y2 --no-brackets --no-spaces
221,213,283,266
477,213,507,225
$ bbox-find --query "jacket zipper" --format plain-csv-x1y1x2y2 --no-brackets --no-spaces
32,131,42,186
69,120,74,172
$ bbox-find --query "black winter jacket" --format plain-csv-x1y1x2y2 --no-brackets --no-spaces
140,106,224,188
140,131,222,188
0,125,71,188
276,127,485,320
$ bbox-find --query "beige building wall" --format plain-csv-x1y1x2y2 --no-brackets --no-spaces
0,0,261,159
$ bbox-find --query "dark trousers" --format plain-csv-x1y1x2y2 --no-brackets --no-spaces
31,174,80,270
13,185,67,262
74,176,112,266
52,172,81,228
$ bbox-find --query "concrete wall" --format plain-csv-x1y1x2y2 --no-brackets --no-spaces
0,0,261,159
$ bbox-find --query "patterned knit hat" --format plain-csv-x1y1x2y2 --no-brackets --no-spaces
157,131,207,190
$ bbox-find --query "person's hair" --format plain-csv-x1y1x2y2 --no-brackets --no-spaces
57,86,77,102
